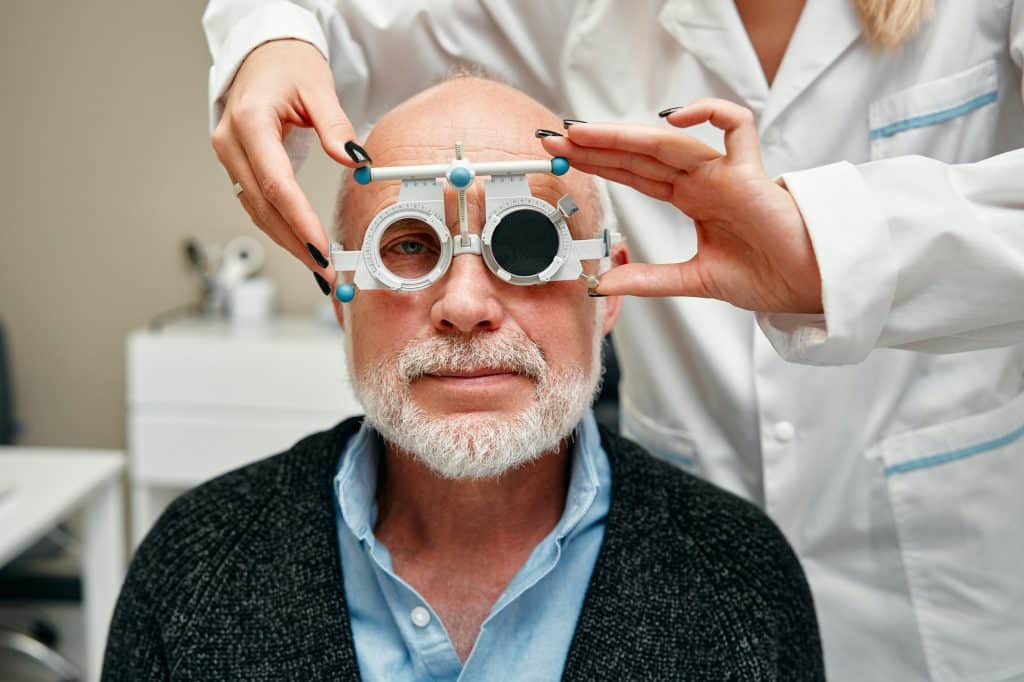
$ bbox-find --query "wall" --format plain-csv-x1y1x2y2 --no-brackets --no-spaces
0,1,341,449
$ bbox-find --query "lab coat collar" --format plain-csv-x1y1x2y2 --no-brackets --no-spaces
658,0,770,113
658,0,863,132
760,0,863,132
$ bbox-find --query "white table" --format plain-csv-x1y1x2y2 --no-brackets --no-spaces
0,448,125,682
126,316,361,546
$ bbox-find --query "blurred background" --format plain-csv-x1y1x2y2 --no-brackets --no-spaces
0,3,346,680
1,1,343,451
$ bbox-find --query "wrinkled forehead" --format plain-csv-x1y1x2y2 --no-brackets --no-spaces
379,121,542,161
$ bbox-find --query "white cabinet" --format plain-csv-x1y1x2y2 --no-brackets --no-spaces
0,448,125,681
126,317,361,546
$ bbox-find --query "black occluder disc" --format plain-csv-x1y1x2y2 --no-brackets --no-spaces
491,210,559,277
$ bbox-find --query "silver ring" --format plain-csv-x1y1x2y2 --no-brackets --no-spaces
232,181,244,197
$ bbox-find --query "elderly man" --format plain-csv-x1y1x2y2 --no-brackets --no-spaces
102,77,822,681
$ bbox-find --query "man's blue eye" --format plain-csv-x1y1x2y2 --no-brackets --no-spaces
380,225,440,278
399,240,425,255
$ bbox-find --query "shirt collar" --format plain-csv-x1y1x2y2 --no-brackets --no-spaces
333,411,605,544
334,423,381,541
554,410,602,542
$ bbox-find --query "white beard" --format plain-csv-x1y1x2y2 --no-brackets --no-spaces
345,303,606,480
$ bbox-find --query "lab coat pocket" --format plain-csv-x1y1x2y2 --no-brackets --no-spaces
869,59,999,163
869,390,1024,681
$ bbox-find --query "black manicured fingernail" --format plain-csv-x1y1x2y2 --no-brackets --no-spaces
587,291,607,298
307,243,329,269
344,140,372,164
535,129,563,138
563,118,587,129
313,272,331,296
658,106,682,118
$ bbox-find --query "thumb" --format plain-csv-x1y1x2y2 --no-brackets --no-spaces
303,87,360,167
594,261,710,298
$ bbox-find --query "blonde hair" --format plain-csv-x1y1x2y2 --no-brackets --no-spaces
855,0,934,49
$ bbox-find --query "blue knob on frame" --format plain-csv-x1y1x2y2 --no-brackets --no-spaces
336,283,356,302
550,157,570,176
448,166,473,189
353,166,372,185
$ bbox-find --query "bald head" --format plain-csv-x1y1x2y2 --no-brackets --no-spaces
334,76,601,245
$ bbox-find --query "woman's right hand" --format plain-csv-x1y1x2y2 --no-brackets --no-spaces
211,39,368,295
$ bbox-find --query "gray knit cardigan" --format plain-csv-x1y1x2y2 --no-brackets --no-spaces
102,417,825,680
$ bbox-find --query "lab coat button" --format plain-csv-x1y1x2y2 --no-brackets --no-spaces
411,606,431,628
773,421,796,442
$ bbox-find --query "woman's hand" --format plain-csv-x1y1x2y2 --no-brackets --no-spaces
211,39,368,295
540,99,823,314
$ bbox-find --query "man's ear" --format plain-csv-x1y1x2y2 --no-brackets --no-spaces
599,243,629,336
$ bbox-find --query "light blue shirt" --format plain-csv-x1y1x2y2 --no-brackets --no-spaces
332,411,612,681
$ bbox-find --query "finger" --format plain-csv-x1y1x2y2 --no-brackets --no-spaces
236,183,320,272
540,136,682,184
571,161,674,203
219,134,330,277
563,122,721,172
232,110,333,259
663,98,760,165
299,86,360,167
594,261,710,299
238,190,340,292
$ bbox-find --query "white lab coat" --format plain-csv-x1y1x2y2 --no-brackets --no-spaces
204,2,1024,679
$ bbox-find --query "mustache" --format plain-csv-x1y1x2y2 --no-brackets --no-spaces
396,331,548,384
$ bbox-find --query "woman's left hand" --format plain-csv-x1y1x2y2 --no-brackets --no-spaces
540,98,823,314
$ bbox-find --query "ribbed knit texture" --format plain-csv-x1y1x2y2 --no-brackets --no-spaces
102,418,824,680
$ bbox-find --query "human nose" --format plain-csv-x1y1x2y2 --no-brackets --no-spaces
430,254,506,333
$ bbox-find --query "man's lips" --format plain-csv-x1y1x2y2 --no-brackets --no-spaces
425,368,518,379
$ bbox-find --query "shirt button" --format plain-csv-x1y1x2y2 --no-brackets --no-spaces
410,606,431,628
773,421,796,443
